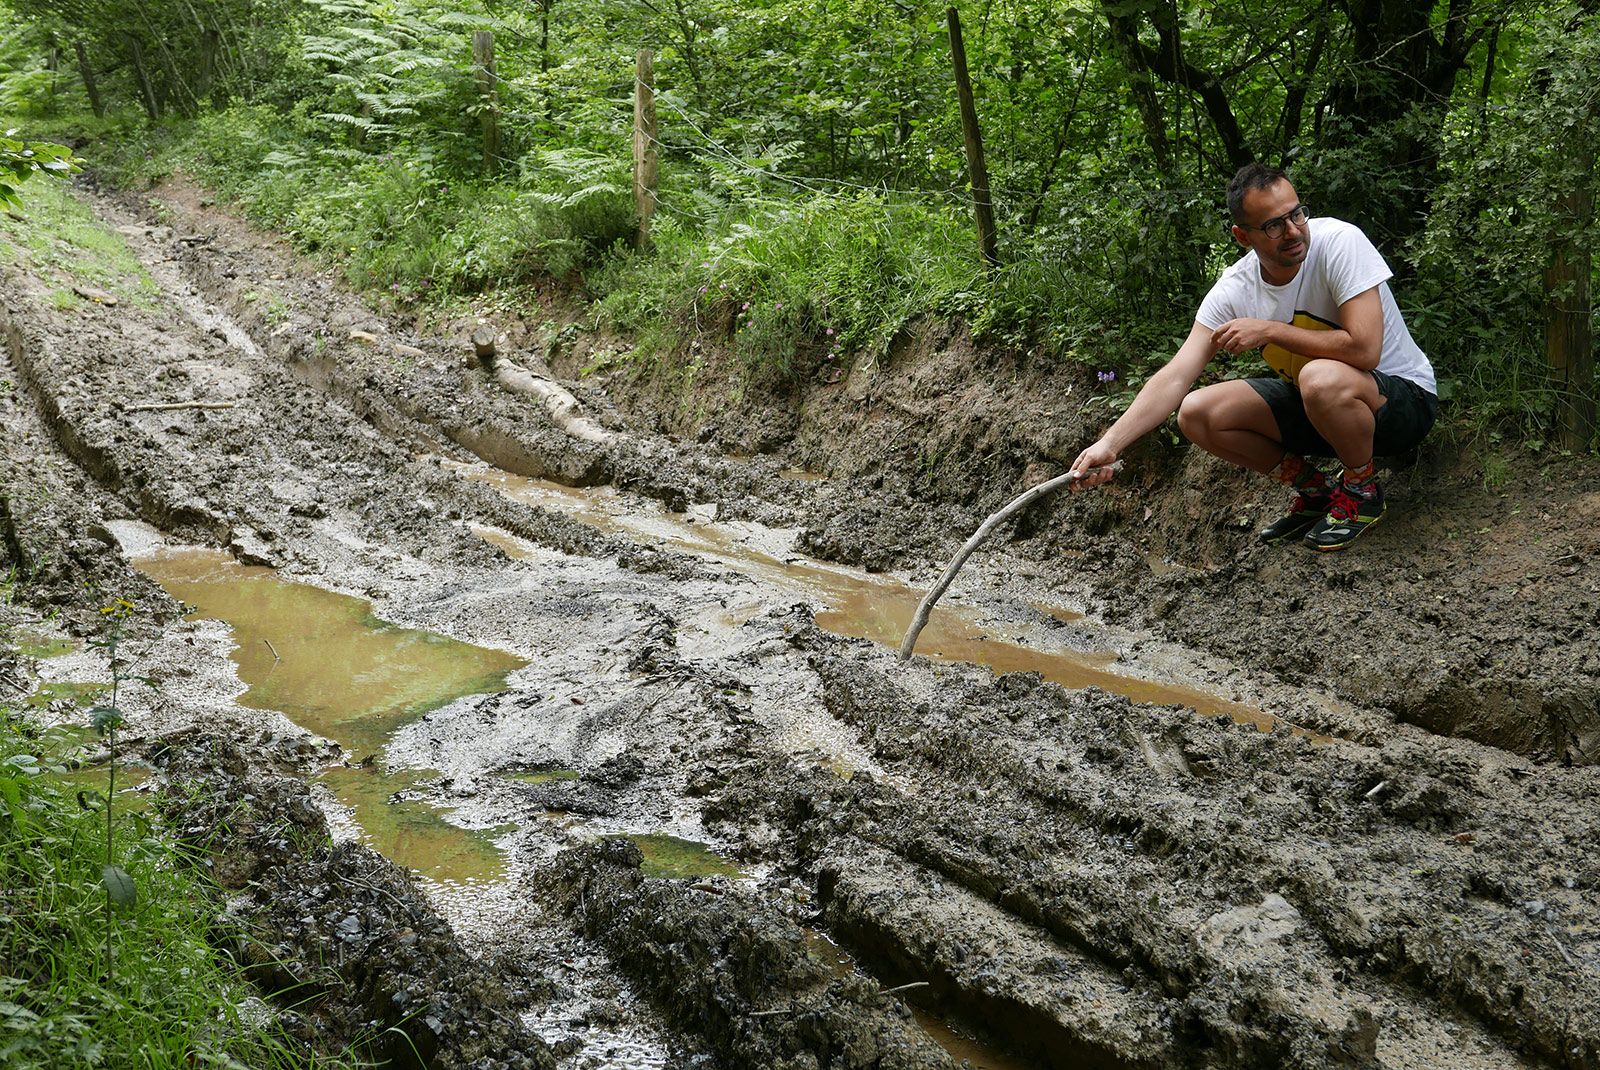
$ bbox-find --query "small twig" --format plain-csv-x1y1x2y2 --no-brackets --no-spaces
1546,930,1576,968
342,873,412,913
124,401,239,413
749,1006,797,1018
262,638,281,662
1364,780,1389,800
880,981,930,995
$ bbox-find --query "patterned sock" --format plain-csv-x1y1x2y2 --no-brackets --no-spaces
1274,454,1328,493
1341,459,1377,488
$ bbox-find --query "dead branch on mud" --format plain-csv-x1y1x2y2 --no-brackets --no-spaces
899,461,1120,661
123,400,239,413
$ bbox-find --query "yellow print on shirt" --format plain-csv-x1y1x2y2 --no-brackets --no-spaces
1262,310,1340,384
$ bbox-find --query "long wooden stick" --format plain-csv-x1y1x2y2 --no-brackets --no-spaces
124,401,238,413
898,461,1121,661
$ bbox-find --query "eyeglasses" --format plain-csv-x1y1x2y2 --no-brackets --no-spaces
1239,203,1309,239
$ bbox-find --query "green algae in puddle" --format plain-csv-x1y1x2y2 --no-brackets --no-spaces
132,548,526,887
504,768,579,785
25,681,109,709
47,763,155,813
321,765,507,886
14,628,78,659
35,723,99,762
627,833,744,879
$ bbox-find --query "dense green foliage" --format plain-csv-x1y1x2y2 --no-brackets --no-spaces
0,703,345,1069
0,0,1595,439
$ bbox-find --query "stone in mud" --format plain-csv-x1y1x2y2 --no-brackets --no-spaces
228,528,279,568
1195,894,1302,956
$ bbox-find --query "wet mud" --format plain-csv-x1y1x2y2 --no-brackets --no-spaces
1,176,1597,1069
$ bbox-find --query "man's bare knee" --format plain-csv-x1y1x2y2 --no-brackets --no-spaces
1299,360,1378,414
1176,394,1209,442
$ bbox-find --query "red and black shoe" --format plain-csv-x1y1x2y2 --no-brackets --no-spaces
1259,485,1333,544
1303,479,1386,552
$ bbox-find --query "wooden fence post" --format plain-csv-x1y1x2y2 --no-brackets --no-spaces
1547,167,1596,450
947,7,999,269
633,49,658,250
73,41,103,117
473,30,501,173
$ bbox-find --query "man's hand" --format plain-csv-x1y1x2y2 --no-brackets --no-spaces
1210,317,1280,355
1068,440,1119,491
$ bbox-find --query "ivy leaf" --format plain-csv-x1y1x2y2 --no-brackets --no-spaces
101,865,136,906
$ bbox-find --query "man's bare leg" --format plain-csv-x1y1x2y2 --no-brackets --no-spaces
1296,359,1384,471
1175,381,1289,472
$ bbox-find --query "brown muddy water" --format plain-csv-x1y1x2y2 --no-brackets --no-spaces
133,548,524,887
805,929,1039,1070
457,465,1296,735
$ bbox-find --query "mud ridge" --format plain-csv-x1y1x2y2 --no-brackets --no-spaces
156,731,558,1070
693,617,1598,1068
539,838,957,1070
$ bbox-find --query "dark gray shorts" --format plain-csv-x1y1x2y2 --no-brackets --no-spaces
1245,370,1439,459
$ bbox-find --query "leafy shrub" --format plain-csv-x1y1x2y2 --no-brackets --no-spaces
0,706,345,1068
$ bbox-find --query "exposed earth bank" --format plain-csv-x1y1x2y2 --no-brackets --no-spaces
1,175,1596,1070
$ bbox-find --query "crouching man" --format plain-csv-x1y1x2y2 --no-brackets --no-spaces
1071,163,1439,551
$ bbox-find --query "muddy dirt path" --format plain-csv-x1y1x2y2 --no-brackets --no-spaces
2,180,1597,1070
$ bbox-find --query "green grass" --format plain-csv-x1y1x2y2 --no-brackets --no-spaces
0,177,159,308
0,705,355,1069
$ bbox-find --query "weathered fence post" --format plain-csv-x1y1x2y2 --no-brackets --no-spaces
1546,166,1596,450
473,30,501,173
73,42,103,118
947,7,999,269
633,48,658,250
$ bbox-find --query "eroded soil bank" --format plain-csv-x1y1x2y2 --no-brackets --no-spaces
1,176,1597,1069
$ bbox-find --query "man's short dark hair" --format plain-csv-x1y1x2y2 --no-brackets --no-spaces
1227,162,1289,222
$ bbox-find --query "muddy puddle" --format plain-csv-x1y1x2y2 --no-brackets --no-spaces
455,464,1297,734
131,547,524,887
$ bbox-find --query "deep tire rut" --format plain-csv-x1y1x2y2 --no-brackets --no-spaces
3,179,1596,1070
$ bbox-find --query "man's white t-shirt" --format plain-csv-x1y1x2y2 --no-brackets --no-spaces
1195,217,1436,395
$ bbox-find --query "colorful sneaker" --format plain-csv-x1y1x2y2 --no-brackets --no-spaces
1303,479,1386,551
1259,486,1333,544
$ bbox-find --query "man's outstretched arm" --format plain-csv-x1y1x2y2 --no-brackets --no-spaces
1070,321,1216,488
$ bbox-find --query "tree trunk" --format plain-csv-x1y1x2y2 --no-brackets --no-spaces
1101,3,1172,176
74,41,104,118
1545,143,1596,451
1322,0,1501,243
129,37,161,121
197,28,220,108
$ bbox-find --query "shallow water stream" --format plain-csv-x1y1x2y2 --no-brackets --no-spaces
459,464,1295,733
